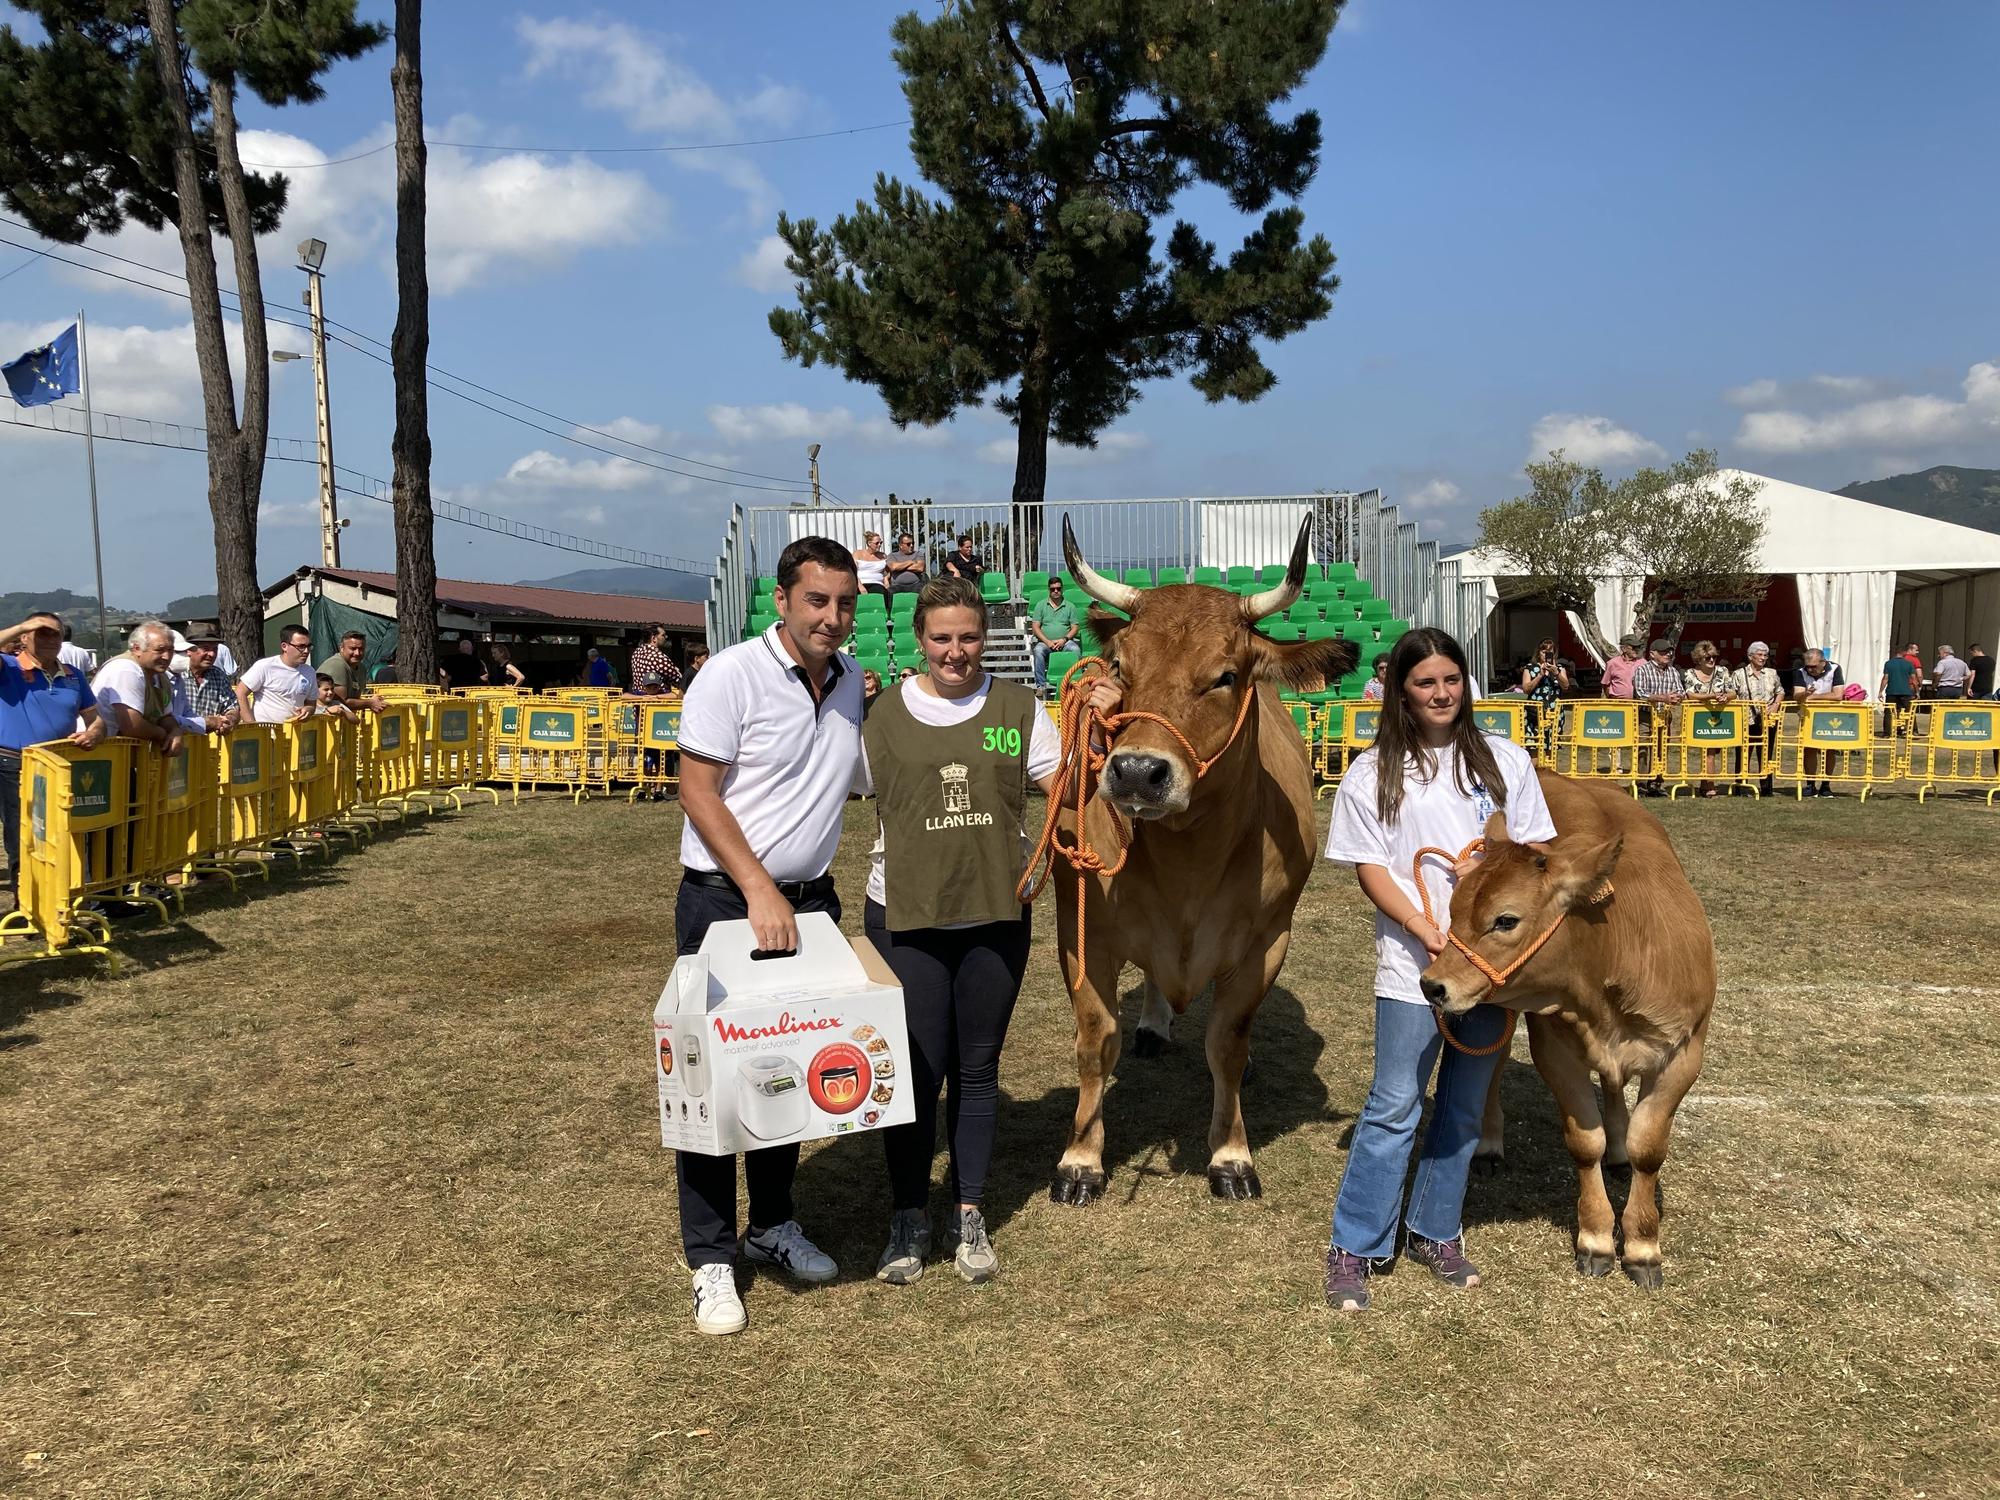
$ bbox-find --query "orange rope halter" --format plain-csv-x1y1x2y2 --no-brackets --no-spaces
1016,655,1261,992
1411,840,1606,1056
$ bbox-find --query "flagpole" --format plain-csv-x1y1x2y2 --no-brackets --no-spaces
76,308,108,659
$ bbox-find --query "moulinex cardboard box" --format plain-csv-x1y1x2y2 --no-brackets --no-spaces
653,912,914,1156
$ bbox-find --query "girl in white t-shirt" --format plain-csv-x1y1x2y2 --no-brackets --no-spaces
1322,627,1557,1313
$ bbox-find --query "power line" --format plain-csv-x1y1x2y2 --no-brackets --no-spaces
0,400,714,575
0,252,38,284
0,220,820,493
227,120,910,171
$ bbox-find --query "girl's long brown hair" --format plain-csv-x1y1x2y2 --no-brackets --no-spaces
1373,627,1509,825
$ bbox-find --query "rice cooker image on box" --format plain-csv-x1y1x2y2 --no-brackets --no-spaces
675,1017,709,1098
737,1055,809,1140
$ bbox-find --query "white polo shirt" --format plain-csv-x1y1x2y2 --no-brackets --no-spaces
677,625,865,884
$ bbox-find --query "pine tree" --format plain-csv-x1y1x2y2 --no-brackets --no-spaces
390,0,438,689
770,1,1343,567
0,2,384,672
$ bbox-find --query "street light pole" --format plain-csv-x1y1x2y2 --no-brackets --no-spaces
298,238,340,568
807,441,821,507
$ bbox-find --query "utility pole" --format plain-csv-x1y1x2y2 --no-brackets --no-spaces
298,238,340,567
807,441,822,507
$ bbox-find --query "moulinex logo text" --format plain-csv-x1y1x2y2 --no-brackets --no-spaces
713,1012,844,1043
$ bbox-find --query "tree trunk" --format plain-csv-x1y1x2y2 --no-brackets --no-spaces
391,0,439,688
144,0,263,672
1571,598,1615,664
1009,359,1051,576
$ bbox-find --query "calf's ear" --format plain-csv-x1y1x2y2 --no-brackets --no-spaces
1252,635,1358,691
1483,810,1510,847
1549,833,1623,911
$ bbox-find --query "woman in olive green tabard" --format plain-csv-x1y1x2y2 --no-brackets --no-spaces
860,576,1119,1286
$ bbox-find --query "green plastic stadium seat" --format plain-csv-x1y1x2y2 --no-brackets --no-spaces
1023,570,1051,598
1258,564,1288,585
1226,565,1255,587
855,593,887,616
1325,562,1358,583
981,570,1009,602
890,591,918,613
1260,621,1301,641
1360,598,1394,620
1303,621,1342,642
1338,673,1368,697
756,575,778,593
1057,572,1080,596
1305,579,1341,600
1192,566,1223,587
1157,566,1188,586
1285,601,1320,624
1121,567,1152,588
1302,563,1326,583
1046,649,1082,682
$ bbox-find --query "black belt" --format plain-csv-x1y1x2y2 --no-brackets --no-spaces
682,868,835,904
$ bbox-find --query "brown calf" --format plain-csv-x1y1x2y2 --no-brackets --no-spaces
1419,770,1715,1287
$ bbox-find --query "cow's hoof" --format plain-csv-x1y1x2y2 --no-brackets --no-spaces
1575,1250,1616,1278
1049,1165,1106,1207
1207,1162,1263,1200
1471,1151,1507,1177
1131,1027,1167,1058
1623,1260,1664,1291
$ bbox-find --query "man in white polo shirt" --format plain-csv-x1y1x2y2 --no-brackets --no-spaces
234,624,318,724
673,535,863,1336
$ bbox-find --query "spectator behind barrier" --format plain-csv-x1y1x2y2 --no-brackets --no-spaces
315,673,361,723
487,641,527,689
1931,644,1971,700
236,625,319,724
439,638,486,691
585,647,615,689
0,611,108,906
1600,635,1643,699
630,625,683,696
1968,644,1995,700
319,630,388,713
1791,648,1843,798
95,621,213,752
57,619,97,676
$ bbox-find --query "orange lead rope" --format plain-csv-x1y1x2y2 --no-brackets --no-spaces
1411,839,1606,1056
1017,655,1260,993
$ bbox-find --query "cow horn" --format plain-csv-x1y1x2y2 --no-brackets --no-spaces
1241,517,1314,622
1061,514,1141,614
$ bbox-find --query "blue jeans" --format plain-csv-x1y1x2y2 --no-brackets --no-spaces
1329,997,1510,1259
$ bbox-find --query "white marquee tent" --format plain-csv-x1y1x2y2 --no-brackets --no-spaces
1454,470,2000,683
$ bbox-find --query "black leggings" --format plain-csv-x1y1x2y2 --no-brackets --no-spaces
864,900,1030,1210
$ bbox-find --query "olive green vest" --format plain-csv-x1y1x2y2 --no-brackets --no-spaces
865,677,1038,931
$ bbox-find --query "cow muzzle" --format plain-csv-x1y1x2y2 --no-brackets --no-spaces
1100,748,1189,818
1418,959,1487,1015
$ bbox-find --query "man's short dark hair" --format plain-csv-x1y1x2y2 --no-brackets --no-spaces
776,536,860,591
647,622,665,637
341,630,366,646
279,624,311,646
957,533,972,546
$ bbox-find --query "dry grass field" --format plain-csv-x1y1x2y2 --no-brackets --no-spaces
2,787,1996,1499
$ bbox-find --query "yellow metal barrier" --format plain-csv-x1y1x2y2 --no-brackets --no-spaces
625,697,683,801
509,702,592,803
2,739,141,956
1666,701,1758,799
1910,701,2000,804
1551,699,1642,792
359,707,428,816
1779,702,1888,800
425,699,497,807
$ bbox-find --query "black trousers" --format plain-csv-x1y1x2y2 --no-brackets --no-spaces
864,899,1031,1211
0,751,19,893
673,875,841,1268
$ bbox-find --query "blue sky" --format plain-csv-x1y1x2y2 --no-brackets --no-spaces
3,0,1996,605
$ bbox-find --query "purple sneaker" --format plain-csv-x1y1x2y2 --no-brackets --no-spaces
1324,1245,1373,1312
1405,1233,1482,1288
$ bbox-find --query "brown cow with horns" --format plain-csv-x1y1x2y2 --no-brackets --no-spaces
1418,769,1716,1286
1050,516,1356,1203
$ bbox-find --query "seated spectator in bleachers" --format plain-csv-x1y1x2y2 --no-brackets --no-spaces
319,630,388,713
1028,577,1079,699
173,624,238,732
1,611,109,907
94,621,215,749
942,533,983,582
1361,657,1389,701
886,532,927,595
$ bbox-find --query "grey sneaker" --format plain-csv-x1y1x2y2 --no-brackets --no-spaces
952,1207,998,1284
1324,1246,1372,1312
740,1219,838,1283
875,1207,932,1285
1405,1233,1482,1289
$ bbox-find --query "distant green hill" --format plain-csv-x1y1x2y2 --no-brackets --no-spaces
0,590,134,651
513,566,710,601
1835,466,2000,534
164,593,219,618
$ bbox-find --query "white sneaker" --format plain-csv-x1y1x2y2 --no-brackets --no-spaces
691,1262,746,1336
876,1207,932,1285
740,1220,839,1283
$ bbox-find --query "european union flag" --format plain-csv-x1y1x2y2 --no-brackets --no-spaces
3,323,80,407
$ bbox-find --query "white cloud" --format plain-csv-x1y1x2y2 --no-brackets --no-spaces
977,431,1150,466
424,149,663,293
504,449,660,493
1735,363,2000,455
1724,373,1897,409
706,401,951,449
1526,413,1665,467
1405,479,1462,511
734,234,796,293
257,499,321,528
515,17,804,222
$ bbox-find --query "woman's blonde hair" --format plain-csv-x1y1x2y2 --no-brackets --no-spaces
912,575,986,636
1690,640,1718,664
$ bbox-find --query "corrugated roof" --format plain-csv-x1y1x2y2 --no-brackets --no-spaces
311,568,705,629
